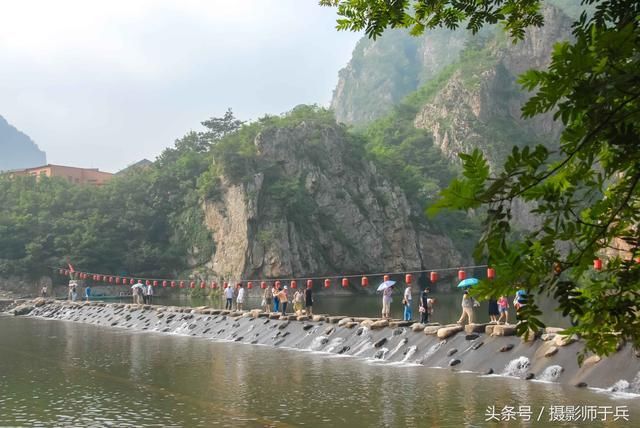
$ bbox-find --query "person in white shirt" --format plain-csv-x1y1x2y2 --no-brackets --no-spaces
403,283,413,321
224,284,234,310
146,283,154,305
236,283,245,311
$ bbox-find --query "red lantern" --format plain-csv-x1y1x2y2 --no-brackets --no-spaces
190,281,195,289
170,281,176,288
341,278,348,288
430,271,438,283
247,281,253,289
307,279,313,288
116,277,121,284
487,267,495,280
223,281,228,289
211,281,217,289
162,280,167,287
108,276,113,283
261,281,267,289
200,281,205,289
324,279,331,288
275,280,281,288
291,280,297,289
593,259,602,270
458,270,466,281
405,274,413,284
383,274,390,282
361,276,368,287
179,281,185,288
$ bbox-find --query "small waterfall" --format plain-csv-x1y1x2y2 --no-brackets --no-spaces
422,341,444,362
353,340,374,357
386,339,408,360
307,327,319,336
309,335,329,351
537,365,564,382
374,347,389,360
609,380,630,393
246,325,255,333
502,357,531,378
401,346,418,363
325,337,345,353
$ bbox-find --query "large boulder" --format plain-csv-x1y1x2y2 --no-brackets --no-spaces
371,319,389,330
554,334,577,347
338,317,354,327
411,323,425,332
492,325,517,336
12,304,35,316
437,325,463,339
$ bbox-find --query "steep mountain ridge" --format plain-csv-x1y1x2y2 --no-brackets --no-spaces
203,115,461,280
0,115,46,171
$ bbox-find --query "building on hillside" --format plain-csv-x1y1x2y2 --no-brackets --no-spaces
8,164,114,186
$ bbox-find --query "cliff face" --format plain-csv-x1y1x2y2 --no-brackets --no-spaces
331,29,467,125
0,115,46,171
203,121,461,280
413,5,572,167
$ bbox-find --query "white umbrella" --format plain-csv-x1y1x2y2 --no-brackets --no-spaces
377,280,396,292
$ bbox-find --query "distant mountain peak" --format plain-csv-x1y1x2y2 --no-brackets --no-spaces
0,115,46,171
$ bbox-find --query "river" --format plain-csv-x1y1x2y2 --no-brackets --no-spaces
0,315,638,427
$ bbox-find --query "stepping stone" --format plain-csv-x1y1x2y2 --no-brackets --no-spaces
437,325,463,339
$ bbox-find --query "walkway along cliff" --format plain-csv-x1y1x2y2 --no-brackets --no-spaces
7,299,640,395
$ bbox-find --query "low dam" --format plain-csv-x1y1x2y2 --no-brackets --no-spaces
8,299,640,394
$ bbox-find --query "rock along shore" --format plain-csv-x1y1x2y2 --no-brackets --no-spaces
6,299,640,393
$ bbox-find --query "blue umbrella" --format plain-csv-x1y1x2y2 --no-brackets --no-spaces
377,280,396,292
457,277,479,288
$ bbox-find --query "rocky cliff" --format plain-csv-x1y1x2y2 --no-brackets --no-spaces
331,28,467,125
0,115,46,171
413,5,572,167
332,5,573,168
203,118,461,280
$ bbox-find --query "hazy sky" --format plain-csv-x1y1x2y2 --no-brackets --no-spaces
0,0,362,172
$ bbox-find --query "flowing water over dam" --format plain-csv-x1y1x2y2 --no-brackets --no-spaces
2,301,640,427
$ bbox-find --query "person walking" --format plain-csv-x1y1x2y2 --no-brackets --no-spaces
146,282,154,305
224,283,234,310
403,283,413,321
293,288,304,315
278,286,289,315
305,282,313,316
41,285,48,298
71,285,78,302
262,286,272,313
141,283,148,304
272,284,280,313
381,284,394,319
236,283,245,311
84,285,91,302
497,295,509,324
457,290,479,325
419,287,430,324
488,298,500,323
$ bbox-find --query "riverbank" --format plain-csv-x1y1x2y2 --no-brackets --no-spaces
7,299,640,394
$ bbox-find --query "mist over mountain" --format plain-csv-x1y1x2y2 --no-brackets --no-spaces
0,115,46,171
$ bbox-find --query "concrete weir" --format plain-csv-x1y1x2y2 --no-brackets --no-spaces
7,299,640,393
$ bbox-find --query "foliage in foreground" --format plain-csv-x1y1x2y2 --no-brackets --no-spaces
322,0,640,359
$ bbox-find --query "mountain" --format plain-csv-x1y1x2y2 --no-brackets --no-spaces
202,107,462,280
0,115,46,171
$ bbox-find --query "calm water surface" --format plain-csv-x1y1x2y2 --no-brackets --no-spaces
1,316,638,427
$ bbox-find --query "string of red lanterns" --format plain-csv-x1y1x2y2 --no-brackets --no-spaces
54,257,639,291
54,264,502,289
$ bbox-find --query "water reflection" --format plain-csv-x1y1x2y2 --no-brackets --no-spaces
0,316,636,427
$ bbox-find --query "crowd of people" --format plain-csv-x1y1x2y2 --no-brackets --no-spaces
59,277,524,325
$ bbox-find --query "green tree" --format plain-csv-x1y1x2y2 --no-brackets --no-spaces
322,0,640,358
